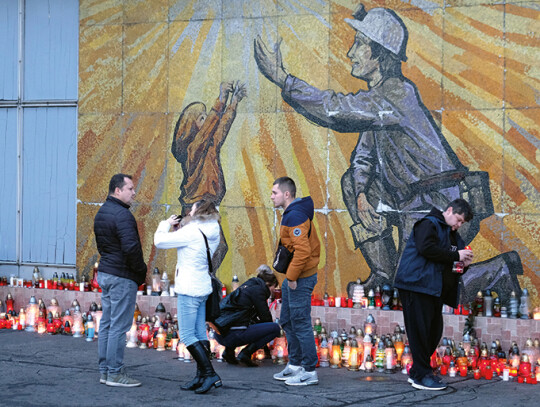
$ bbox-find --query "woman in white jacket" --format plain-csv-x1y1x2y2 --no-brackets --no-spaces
154,200,222,394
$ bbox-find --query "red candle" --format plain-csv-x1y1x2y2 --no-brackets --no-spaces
474,369,481,380
440,365,448,376
519,362,532,377
328,296,335,307
485,367,493,380
518,376,524,383
459,366,467,377
347,298,353,308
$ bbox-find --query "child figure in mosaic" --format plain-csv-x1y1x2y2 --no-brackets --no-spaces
172,81,247,270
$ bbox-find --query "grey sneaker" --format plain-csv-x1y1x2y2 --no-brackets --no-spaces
100,373,107,384
106,372,142,387
284,368,318,386
273,364,302,381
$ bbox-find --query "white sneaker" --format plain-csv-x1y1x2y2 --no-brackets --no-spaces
273,364,302,381
284,368,318,386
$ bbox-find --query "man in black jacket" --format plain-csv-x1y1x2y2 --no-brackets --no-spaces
94,174,147,387
394,198,473,391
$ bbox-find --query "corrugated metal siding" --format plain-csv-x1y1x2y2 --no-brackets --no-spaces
22,107,77,264
0,108,18,261
0,0,78,267
0,1,18,100
24,0,79,100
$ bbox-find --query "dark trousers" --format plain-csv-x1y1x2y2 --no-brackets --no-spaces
215,322,280,350
399,289,443,381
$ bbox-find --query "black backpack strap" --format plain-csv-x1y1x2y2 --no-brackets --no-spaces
199,229,213,275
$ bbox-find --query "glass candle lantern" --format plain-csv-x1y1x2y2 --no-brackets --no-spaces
401,345,413,374
5,293,14,314
138,318,150,349
214,344,224,362
375,340,385,372
156,327,166,351
25,296,38,332
385,346,396,373
126,319,139,348
160,272,170,296
62,310,73,332
170,331,179,352
72,305,84,338
85,314,95,342
360,334,373,371
319,338,330,368
348,339,360,371
91,262,100,292
18,308,26,330
341,339,351,368
363,314,376,336
448,361,457,377
313,318,322,335
46,298,60,317
177,342,186,360
365,354,374,373
330,339,342,368
151,268,161,295
273,334,288,365
394,334,404,367
367,289,375,309
255,348,266,361
92,304,103,338
518,354,532,377
155,303,166,324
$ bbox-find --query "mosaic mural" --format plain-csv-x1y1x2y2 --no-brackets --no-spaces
77,0,540,308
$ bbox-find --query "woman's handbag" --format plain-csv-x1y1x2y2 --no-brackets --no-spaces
200,230,222,323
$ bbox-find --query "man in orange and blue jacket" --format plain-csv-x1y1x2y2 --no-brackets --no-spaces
271,177,321,386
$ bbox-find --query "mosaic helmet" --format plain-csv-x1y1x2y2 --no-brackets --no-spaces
345,4,408,61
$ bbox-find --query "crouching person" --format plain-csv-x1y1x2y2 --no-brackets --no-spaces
214,265,281,366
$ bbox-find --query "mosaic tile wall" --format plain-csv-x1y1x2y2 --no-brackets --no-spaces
77,0,539,307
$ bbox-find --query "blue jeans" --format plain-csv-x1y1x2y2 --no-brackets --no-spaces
215,322,280,350
177,294,208,346
280,274,318,371
98,272,137,375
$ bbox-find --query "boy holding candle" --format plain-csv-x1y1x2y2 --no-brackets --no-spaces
394,199,474,390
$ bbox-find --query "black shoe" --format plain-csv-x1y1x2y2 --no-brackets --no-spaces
222,347,239,365
180,368,202,391
187,341,222,394
236,343,259,367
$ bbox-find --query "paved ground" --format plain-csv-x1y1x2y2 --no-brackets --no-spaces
0,329,537,407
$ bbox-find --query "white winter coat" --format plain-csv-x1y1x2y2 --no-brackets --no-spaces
154,214,220,297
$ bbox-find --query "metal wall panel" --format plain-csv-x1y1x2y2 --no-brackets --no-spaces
0,108,18,261
24,0,78,100
22,107,76,264
0,1,18,101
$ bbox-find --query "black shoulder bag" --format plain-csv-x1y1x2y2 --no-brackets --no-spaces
272,221,312,274
200,230,222,323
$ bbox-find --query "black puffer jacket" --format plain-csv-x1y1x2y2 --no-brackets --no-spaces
93,196,147,285
215,277,272,334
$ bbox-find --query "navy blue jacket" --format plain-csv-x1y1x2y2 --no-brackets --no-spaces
93,196,147,285
394,208,465,307
214,277,272,335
